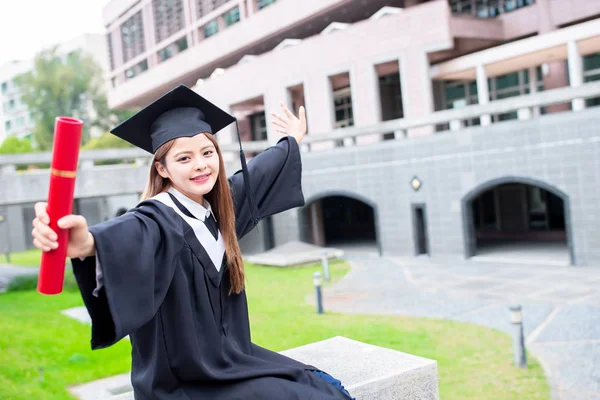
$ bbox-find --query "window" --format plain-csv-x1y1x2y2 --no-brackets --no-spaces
203,20,218,38
223,7,240,27
175,36,188,52
584,53,600,107
379,73,403,121
5,120,11,132
121,11,146,63
250,112,267,141
196,0,228,19
157,37,188,62
8,99,15,111
258,0,277,9
153,0,185,43
125,59,149,80
333,87,354,128
449,0,534,17
15,116,25,128
1,82,7,94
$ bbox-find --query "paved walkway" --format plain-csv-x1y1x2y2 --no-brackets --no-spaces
322,255,600,400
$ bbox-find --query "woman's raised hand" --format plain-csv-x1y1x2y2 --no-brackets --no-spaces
271,102,307,144
32,202,95,258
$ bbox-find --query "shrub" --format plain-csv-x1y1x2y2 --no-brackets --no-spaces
6,268,79,293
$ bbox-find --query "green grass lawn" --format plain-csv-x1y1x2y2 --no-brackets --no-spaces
0,261,550,400
2,248,44,267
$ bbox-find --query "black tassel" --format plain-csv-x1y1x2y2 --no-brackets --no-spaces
235,120,259,227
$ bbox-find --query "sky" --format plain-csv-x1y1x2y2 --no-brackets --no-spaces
0,0,109,66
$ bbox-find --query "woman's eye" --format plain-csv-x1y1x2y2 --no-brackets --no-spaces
178,156,190,162
204,150,214,156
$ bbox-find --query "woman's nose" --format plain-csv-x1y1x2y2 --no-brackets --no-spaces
194,157,207,170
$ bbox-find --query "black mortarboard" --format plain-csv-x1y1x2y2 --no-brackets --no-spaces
110,84,258,225
110,84,235,154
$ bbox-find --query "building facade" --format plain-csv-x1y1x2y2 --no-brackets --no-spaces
3,0,600,266
0,33,110,144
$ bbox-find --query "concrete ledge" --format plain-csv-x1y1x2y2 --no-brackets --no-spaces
244,241,344,267
95,336,438,400
280,336,439,400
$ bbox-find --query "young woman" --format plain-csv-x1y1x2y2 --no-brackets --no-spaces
31,85,354,399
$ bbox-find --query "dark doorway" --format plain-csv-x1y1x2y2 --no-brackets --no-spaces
412,204,429,256
465,180,572,265
301,194,379,254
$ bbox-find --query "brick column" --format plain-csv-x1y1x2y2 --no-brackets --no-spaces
304,74,335,134
264,85,292,144
401,48,434,137
142,4,157,67
567,40,585,111
476,64,491,126
350,61,382,127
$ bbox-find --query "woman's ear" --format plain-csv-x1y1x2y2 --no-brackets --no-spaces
155,161,169,179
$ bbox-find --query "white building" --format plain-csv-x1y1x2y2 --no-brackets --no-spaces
0,33,110,145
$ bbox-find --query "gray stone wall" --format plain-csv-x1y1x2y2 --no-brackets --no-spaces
295,108,600,265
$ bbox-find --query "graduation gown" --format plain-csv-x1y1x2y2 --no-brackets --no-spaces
72,137,350,400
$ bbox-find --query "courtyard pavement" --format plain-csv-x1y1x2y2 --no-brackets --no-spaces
322,254,600,400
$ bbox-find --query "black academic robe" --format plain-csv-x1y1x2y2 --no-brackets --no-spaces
72,137,349,400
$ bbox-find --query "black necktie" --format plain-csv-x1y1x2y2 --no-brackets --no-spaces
204,215,219,240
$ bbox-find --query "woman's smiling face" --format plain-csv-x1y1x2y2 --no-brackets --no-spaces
156,133,220,203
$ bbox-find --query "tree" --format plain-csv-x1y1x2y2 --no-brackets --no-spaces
0,136,34,154
14,47,135,151
14,47,102,150
82,131,134,150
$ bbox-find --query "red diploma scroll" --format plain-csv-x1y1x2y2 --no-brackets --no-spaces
38,117,83,295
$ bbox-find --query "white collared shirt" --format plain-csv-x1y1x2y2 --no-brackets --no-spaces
167,187,215,222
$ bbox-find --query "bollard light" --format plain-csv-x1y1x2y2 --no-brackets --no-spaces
313,271,322,287
313,271,324,314
509,305,523,324
509,304,527,368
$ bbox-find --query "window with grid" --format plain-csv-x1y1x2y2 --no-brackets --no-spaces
583,52,600,107
153,0,185,43
121,11,146,63
333,87,354,128
196,0,230,19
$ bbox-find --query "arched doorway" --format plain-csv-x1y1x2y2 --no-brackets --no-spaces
301,192,381,255
463,177,574,265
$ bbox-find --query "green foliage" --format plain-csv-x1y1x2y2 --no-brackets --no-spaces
0,136,34,154
13,47,136,151
6,269,78,293
81,132,133,150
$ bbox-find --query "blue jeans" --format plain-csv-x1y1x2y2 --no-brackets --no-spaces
312,370,354,399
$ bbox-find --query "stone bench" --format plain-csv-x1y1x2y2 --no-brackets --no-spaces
73,336,439,400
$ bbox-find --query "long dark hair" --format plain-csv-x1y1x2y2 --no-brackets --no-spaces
141,133,245,294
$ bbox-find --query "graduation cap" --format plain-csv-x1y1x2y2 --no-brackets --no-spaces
110,84,258,225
